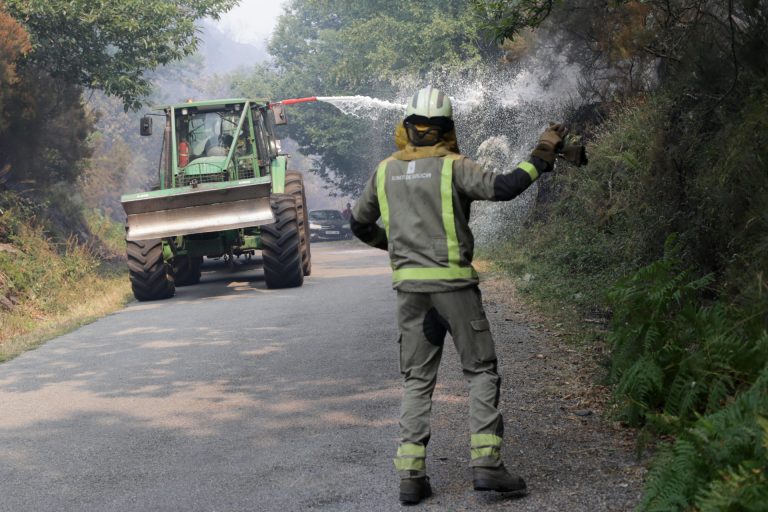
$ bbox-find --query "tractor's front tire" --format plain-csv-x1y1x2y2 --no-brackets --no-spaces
173,255,202,286
261,194,304,289
126,239,175,301
285,171,312,276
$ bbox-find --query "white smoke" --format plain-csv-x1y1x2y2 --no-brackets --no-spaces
315,53,584,246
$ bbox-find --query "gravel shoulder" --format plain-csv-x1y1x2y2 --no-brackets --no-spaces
416,273,645,511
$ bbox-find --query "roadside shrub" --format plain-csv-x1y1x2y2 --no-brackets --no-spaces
638,367,768,512
608,238,768,428
0,220,99,313
0,192,125,332
83,208,126,256
606,238,768,511
488,97,669,317
487,71,768,512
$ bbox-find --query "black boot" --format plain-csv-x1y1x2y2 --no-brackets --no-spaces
472,465,527,494
399,476,432,505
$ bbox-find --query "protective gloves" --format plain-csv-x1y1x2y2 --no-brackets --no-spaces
531,122,568,165
559,143,589,167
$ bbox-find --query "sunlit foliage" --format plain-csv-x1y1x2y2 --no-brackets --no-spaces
4,0,237,110
246,0,498,195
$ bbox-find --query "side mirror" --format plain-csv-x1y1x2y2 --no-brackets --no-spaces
270,103,287,125
140,116,153,136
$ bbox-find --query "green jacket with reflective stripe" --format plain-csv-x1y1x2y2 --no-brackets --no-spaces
352,145,540,292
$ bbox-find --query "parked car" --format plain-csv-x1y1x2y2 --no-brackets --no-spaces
308,209,352,241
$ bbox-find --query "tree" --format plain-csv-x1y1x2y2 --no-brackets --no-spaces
473,0,768,101
0,2,30,134
5,0,237,110
261,0,498,195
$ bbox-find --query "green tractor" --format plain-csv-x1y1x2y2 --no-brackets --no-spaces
121,98,311,301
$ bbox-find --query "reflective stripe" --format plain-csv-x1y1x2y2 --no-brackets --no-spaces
397,443,426,457
394,457,426,471
381,155,477,283
517,161,539,181
471,433,503,448
394,442,427,471
471,447,501,460
440,156,461,267
376,160,391,238
393,266,477,282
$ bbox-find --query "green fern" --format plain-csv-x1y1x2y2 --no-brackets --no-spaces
637,366,768,512
607,235,768,511
609,237,768,432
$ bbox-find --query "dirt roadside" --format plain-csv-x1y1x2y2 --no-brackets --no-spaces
415,273,646,511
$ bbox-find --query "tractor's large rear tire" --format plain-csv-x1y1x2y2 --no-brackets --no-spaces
126,238,175,301
172,255,202,286
285,171,312,276
261,194,304,289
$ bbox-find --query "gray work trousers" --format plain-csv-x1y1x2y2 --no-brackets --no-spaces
395,286,504,474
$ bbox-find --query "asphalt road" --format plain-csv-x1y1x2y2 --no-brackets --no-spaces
0,241,642,511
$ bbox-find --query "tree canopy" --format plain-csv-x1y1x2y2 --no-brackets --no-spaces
5,0,237,110
240,0,499,195
0,5,30,136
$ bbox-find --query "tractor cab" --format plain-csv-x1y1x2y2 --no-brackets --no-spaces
143,99,281,190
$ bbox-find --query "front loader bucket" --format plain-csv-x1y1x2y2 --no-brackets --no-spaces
122,179,274,241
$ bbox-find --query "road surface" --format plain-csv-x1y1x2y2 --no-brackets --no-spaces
0,241,642,511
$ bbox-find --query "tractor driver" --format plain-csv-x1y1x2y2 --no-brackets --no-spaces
204,134,232,156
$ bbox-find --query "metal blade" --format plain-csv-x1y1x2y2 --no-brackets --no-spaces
122,181,274,241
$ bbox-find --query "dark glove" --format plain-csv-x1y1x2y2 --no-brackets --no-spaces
531,122,568,165
559,143,589,166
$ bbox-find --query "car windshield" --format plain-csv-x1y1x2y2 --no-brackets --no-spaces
310,210,342,221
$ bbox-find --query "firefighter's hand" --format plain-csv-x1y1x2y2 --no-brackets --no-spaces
559,143,589,167
542,123,568,150
531,122,568,164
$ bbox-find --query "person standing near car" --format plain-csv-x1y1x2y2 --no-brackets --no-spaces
341,202,352,221
350,85,583,504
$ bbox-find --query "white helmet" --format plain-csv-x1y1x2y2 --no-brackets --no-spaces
405,86,453,120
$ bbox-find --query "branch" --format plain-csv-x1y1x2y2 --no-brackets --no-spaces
642,45,682,62
716,0,740,105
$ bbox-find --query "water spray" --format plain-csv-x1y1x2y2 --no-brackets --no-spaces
272,94,485,118
272,95,405,118
270,87,586,243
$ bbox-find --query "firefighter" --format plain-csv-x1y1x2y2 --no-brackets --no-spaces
351,86,580,504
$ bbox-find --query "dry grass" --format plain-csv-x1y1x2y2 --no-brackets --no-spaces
0,273,131,362
0,209,133,363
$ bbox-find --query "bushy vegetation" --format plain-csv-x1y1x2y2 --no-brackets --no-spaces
0,193,129,360
608,240,768,511
490,86,768,511
0,0,238,221
481,0,768,507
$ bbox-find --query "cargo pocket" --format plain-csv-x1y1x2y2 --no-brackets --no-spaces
470,318,497,363
470,319,490,332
